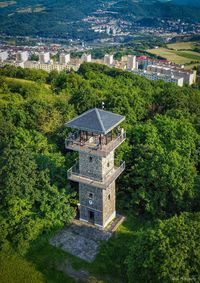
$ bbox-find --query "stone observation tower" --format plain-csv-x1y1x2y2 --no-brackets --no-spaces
65,108,126,229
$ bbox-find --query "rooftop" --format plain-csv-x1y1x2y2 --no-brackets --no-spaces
65,108,125,135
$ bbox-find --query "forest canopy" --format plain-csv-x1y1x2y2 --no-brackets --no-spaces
0,63,200,282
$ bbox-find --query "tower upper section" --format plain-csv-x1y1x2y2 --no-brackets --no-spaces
65,108,126,157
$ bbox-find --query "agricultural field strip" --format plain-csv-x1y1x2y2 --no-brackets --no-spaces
147,44,200,66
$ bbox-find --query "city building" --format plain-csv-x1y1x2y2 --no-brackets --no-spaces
24,61,79,72
147,64,195,85
179,70,195,85
132,69,184,87
59,53,70,64
127,55,137,70
0,48,194,87
137,56,154,70
81,53,92,63
112,28,116,36
0,51,8,62
65,108,126,228
104,54,113,66
106,26,111,35
121,55,128,62
39,52,50,63
0,60,24,68
16,51,29,62
14,61,25,68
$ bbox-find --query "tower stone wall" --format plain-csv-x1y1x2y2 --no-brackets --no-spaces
79,181,116,227
79,184,103,226
102,151,115,178
79,150,115,227
102,182,115,226
79,153,103,181
79,151,114,181
79,184,103,211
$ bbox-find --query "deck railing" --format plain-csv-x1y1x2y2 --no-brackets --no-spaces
105,132,126,154
67,161,125,189
65,132,126,157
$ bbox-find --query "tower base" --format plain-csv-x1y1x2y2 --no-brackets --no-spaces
80,210,116,229
50,215,125,262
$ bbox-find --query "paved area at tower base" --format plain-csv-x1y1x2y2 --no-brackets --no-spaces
50,215,125,262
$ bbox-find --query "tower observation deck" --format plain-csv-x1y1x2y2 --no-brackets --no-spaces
65,108,126,228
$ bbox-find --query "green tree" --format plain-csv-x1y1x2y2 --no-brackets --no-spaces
0,147,75,253
124,115,199,216
126,212,200,283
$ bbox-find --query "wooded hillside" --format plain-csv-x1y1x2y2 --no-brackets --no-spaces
0,63,199,282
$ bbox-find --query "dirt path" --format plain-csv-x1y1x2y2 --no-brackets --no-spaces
57,259,105,282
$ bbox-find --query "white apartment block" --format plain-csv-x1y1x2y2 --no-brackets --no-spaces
175,70,195,85
24,61,79,72
81,53,92,63
104,54,113,66
16,51,29,62
147,65,195,85
0,51,8,62
24,61,66,72
162,75,184,87
132,69,184,87
0,60,24,68
59,53,70,64
127,55,137,70
39,52,50,63
14,61,25,68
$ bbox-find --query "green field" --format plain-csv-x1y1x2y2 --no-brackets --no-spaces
147,43,200,68
167,41,196,50
172,50,200,61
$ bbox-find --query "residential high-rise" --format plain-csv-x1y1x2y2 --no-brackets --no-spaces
81,53,92,63
59,53,70,64
127,55,137,70
39,52,50,63
16,51,29,62
147,64,195,85
132,69,184,87
104,54,113,66
0,51,8,62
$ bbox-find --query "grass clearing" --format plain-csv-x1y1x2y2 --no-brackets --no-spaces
4,77,50,89
0,251,44,283
0,77,68,106
27,241,75,283
26,215,154,283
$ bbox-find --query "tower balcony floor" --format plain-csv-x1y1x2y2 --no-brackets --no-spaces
65,132,126,157
67,161,125,189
